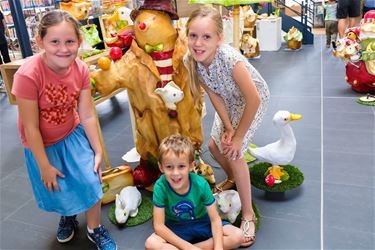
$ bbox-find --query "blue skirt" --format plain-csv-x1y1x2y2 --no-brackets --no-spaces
24,124,103,216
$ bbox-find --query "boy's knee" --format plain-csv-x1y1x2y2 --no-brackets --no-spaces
224,225,244,245
234,227,245,244
144,236,156,250
145,234,162,250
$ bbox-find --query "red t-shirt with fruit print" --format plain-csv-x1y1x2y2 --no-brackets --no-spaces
12,54,90,148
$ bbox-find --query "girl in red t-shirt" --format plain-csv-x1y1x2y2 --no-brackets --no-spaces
11,10,116,250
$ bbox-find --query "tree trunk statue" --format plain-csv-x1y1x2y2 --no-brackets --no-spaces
91,0,204,187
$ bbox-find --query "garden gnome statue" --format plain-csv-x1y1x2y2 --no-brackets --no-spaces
91,0,204,187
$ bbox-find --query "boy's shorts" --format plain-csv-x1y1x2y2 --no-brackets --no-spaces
337,0,360,18
165,215,229,244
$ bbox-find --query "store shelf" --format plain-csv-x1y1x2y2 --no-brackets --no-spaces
0,51,111,105
0,58,27,104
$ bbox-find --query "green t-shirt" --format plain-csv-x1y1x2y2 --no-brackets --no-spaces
153,173,215,222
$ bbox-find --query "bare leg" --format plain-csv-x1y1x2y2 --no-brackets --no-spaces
325,28,331,47
208,138,234,180
194,225,244,250
86,201,101,229
348,17,359,29
338,18,347,38
145,233,178,250
230,158,255,243
208,139,255,244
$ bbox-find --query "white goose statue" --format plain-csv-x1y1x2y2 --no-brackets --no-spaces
249,110,302,166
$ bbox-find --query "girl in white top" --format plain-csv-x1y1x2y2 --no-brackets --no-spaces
185,5,270,248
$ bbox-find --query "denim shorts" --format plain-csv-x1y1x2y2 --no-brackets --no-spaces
165,214,229,244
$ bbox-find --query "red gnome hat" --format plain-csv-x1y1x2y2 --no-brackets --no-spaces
360,10,375,40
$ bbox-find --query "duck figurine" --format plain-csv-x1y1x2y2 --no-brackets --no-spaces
249,110,302,167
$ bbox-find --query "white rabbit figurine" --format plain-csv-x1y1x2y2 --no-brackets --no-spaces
115,186,142,224
214,190,241,223
154,81,184,110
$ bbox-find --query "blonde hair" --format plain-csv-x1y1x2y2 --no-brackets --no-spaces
185,5,223,104
37,10,81,40
158,134,195,164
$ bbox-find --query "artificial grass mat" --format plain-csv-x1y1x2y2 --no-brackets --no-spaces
108,194,261,230
233,202,261,230
108,196,153,227
250,162,304,192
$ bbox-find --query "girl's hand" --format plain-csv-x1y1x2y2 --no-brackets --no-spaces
223,136,243,161
221,128,235,146
40,165,65,192
229,136,243,161
221,129,236,159
93,153,103,183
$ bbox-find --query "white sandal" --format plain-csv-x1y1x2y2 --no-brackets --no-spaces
240,216,256,248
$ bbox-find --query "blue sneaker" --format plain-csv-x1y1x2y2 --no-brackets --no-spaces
87,225,117,250
56,215,78,243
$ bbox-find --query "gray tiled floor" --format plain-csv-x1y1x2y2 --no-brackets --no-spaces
1,35,374,250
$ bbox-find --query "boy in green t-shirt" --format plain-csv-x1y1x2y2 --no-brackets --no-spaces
145,134,243,250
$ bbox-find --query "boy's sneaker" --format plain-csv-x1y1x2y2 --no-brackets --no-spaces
87,225,117,250
56,215,79,243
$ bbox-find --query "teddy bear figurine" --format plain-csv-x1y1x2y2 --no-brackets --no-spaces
192,158,216,185
60,0,92,21
240,33,260,58
91,0,204,187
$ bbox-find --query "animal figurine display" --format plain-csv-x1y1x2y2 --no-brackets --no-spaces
154,81,184,111
192,159,216,185
242,5,257,31
249,110,302,167
60,0,92,20
214,190,241,223
332,10,375,93
332,37,361,62
284,26,303,50
91,0,204,187
115,186,142,224
240,33,260,58
345,60,375,93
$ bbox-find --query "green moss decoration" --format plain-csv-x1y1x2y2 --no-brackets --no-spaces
108,196,153,227
233,202,261,230
250,162,304,192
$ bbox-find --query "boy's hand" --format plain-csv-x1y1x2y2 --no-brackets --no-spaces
93,153,103,183
40,165,65,192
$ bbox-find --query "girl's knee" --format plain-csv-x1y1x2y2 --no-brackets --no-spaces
207,139,217,152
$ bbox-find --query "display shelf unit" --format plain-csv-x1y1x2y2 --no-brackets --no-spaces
0,51,112,105
1,0,55,56
0,51,125,172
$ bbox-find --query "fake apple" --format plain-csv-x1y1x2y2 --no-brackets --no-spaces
109,47,123,61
